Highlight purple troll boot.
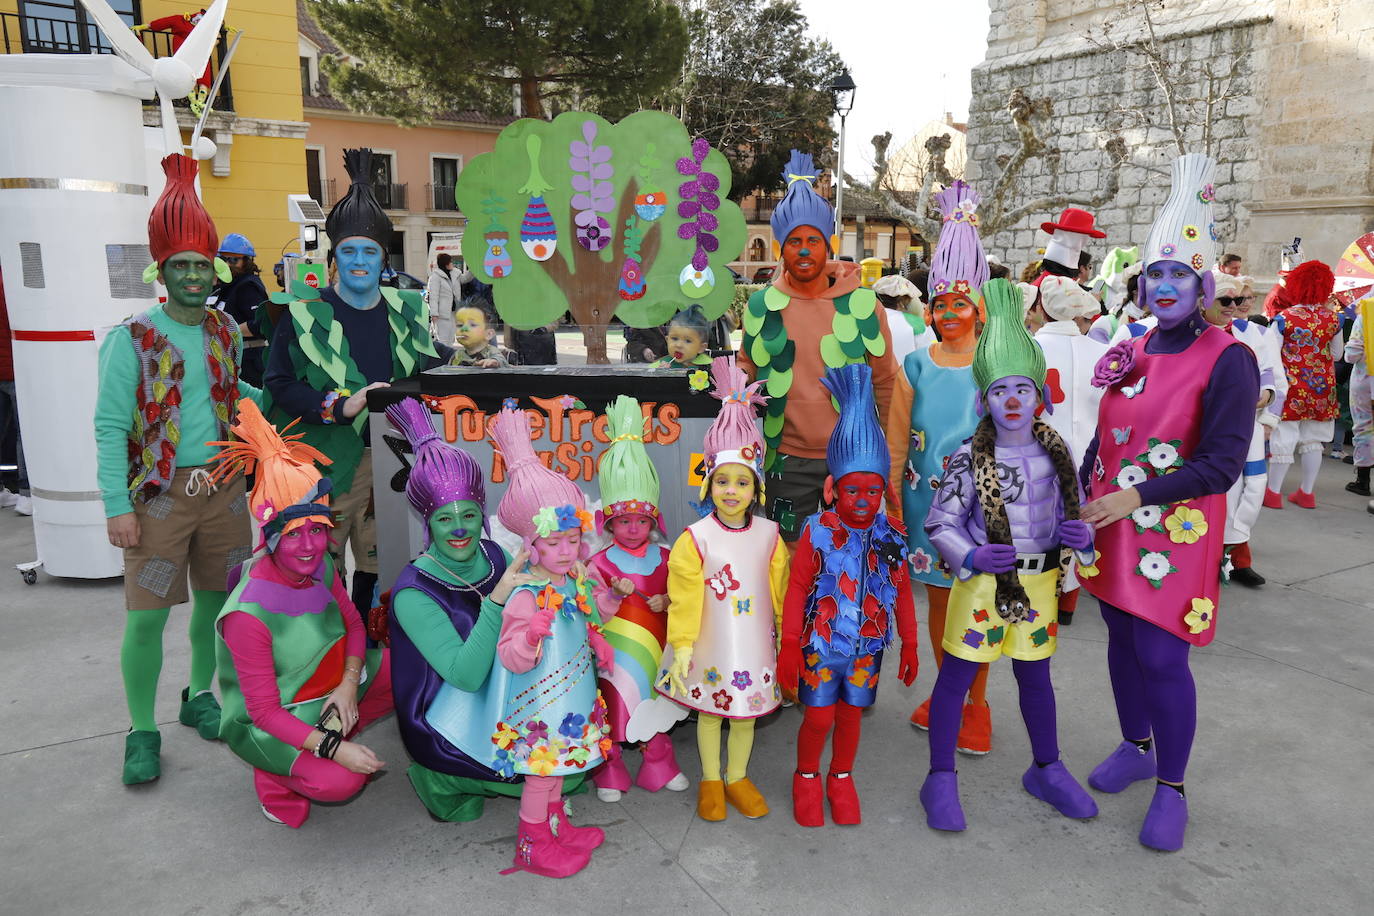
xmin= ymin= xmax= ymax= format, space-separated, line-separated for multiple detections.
xmin=1139 ymin=783 xmax=1188 ymax=851
xmin=1022 ymin=761 xmax=1098 ymax=818
xmin=919 ymin=771 xmax=966 ymax=832
xmin=1089 ymin=740 xmax=1157 ymax=793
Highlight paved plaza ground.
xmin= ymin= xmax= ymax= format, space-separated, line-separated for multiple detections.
xmin=1 ymin=454 xmax=1369 ymax=915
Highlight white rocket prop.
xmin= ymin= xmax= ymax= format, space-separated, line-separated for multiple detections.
xmin=0 ymin=2 xmax=229 ymax=580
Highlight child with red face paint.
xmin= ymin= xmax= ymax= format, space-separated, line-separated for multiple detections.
xmin=589 ymin=396 xmax=690 ymax=802
xmin=778 ymin=363 xmax=919 ymax=827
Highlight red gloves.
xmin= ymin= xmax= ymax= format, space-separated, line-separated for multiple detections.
xmin=897 ymin=640 xmax=919 ymax=686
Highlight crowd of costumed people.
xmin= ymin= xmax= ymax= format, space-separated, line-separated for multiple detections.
xmin=94 ymin=140 xmax=1368 ymax=878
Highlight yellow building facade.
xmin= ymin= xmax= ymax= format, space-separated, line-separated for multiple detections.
xmin=1 ymin=0 xmax=306 ymax=257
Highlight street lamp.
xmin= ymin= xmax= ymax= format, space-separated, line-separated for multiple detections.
xmin=828 ymin=70 xmax=856 ymax=251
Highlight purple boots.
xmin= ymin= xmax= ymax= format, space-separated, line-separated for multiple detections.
xmin=919 ymin=771 xmax=967 ymax=831
xmin=1022 ymin=761 xmax=1098 ymax=819
xmin=1089 ymin=740 xmax=1157 ymax=793
xmin=1139 ymin=783 xmax=1188 ymax=852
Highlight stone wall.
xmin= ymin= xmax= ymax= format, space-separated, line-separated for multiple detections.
xmin=1246 ymin=0 xmax=1374 ymax=274
xmin=967 ymin=0 xmax=1273 ymax=274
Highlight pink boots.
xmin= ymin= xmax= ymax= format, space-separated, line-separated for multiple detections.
xmin=636 ymin=732 xmax=687 ymax=792
xmin=596 ymin=733 xmax=688 ymax=801
xmin=501 ymin=814 xmax=592 ymax=878
xmin=548 ymin=799 xmax=604 ymax=853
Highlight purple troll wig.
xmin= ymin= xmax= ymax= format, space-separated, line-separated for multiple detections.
xmin=385 ymin=397 xmax=487 ymax=544
xmin=770 ymin=150 xmax=835 ymax=245
xmin=928 ymin=180 xmax=990 ymax=302
xmin=489 ymin=406 xmax=591 ymax=563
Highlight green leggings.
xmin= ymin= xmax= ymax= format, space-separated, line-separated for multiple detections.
xmin=120 ymin=590 xmax=223 ymax=732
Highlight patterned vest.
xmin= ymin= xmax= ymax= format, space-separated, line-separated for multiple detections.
xmin=801 ymin=511 xmax=907 ymax=656
xmin=1277 ymin=305 xmax=1340 ymax=421
xmin=123 ymin=308 xmax=240 ymax=504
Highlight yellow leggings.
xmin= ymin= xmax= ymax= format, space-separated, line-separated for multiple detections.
xmin=697 ymin=714 xmax=755 ymax=783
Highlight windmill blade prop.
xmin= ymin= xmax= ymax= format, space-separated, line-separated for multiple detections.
xmin=172 ymin=0 xmax=229 ymax=80
xmin=76 ymin=0 xmax=153 ymax=72
xmin=1333 ymin=232 xmax=1374 ymax=307
xmin=189 ymin=28 xmax=243 ymax=157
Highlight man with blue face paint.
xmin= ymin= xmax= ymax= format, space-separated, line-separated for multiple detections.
xmin=1077 ymin=154 xmax=1260 ymax=852
xmin=266 ymin=149 xmax=452 ymax=614
xmin=919 ymin=278 xmax=1098 ymax=833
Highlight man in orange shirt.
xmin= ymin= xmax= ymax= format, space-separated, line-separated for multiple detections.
xmin=738 ymin=151 xmax=910 ymax=541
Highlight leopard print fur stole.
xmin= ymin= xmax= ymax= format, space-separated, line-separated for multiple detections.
xmin=970 ymin=415 xmax=1081 ymax=622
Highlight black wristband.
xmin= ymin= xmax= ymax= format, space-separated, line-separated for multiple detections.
xmin=318 ymin=729 xmax=343 ymax=760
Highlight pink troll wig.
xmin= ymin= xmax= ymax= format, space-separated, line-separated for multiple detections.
xmin=489 ymin=406 xmax=591 ymax=563
xmin=700 ymin=356 xmax=768 ymax=504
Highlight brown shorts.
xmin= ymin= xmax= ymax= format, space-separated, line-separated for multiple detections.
xmin=764 ymin=454 xmax=830 ymax=542
xmin=330 ymin=447 xmax=377 ymax=574
xmin=123 ymin=468 xmax=251 ymax=610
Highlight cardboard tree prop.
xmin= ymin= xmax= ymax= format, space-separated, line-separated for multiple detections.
xmin=454 ymin=111 xmax=747 ymax=364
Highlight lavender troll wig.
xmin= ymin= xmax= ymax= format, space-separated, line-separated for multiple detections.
xmin=489 ymin=406 xmax=590 ymax=562
xmin=928 ymin=180 xmax=990 ymax=302
xmin=385 ymin=398 xmax=487 ymax=544
xmin=770 ymin=150 xmax=835 ymax=245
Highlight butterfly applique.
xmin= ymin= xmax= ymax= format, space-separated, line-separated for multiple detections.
xmin=1121 ymin=377 xmax=1147 ymax=399
xmin=1112 ymin=426 xmax=1133 ymax=444
xmin=732 ymin=596 xmax=753 ymax=616
xmin=707 ymin=564 xmax=740 ymax=599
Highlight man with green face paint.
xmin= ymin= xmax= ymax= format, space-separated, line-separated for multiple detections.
xmin=383 ymin=398 xmax=585 ymax=821
xmin=94 ymin=153 xmax=265 ymax=785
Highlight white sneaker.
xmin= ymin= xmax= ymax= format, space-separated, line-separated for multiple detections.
xmin=260 ymin=804 xmax=286 ymax=825
xmin=0 ymin=489 xmax=15 ymax=508
xmin=13 ymin=495 xmax=32 ymax=516
xmin=595 ymin=787 xmax=622 ymax=803
xmin=664 ymin=772 xmax=690 ymax=792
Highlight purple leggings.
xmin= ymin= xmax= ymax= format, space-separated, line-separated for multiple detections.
xmin=1099 ymin=600 xmax=1195 ymax=783
xmin=928 ymin=654 xmax=1058 ymax=772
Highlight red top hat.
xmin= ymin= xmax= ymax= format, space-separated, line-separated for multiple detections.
xmin=1040 ymin=207 xmax=1106 ymax=239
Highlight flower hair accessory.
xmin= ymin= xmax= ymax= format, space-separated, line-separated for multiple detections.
xmin=533 ymin=504 xmax=594 ymax=538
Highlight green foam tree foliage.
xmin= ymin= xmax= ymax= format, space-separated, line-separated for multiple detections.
xmin=454 ymin=110 xmax=747 ymax=364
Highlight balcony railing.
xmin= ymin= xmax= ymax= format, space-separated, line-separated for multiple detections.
xmin=0 ymin=11 xmax=233 ymax=110
xmin=427 ymin=183 xmax=459 ymax=211
xmin=322 ymin=178 xmax=408 ymax=211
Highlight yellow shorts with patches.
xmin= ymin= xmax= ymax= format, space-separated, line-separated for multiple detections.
xmin=941 ymin=568 xmax=1060 ymax=663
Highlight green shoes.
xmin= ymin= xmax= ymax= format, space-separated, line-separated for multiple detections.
xmin=179 ymin=688 xmax=222 ymax=741
xmin=123 ymin=730 xmax=162 ymax=785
